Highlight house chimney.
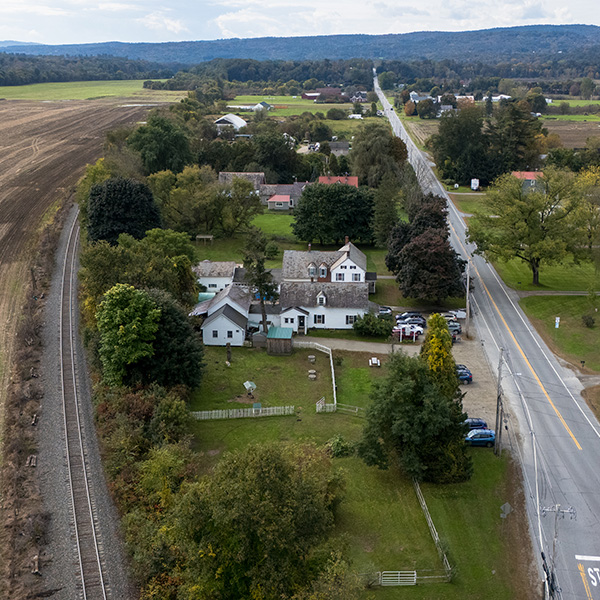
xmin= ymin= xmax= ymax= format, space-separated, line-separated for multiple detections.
xmin=308 ymin=243 xmax=311 ymax=252
xmin=310 ymin=277 xmax=314 ymax=283
xmin=345 ymin=235 xmax=349 ymax=244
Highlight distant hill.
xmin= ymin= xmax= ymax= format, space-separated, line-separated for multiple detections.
xmin=0 ymin=40 xmax=37 ymax=48
xmin=3 ymin=25 xmax=600 ymax=65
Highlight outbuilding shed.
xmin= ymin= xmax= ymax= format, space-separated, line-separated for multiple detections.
xmin=266 ymin=327 xmax=293 ymax=355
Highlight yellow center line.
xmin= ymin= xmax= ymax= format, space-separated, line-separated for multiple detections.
xmin=449 ymin=222 xmax=582 ymax=450
xmin=578 ymin=563 xmax=594 ymax=599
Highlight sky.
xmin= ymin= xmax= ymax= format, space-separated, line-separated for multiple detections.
xmin=0 ymin=0 xmax=598 ymax=46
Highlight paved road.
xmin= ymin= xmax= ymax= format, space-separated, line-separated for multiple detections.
xmin=375 ymin=73 xmax=600 ymax=600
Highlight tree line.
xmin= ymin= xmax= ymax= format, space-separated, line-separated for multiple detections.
xmin=0 ymin=52 xmax=175 ymax=86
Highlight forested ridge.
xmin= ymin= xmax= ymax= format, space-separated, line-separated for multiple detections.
xmin=3 ymin=24 xmax=600 ymax=65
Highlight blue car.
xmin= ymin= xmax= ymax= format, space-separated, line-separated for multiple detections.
xmin=465 ymin=418 xmax=488 ymax=430
xmin=465 ymin=429 xmax=495 ymax=447
xmin=457 ymin=370 xmax=472 ymax=384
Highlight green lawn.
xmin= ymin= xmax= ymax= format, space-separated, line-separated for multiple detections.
xmin=190 ymin=347 xmax=334 ymax=411
xmin=0 ymin=79 xmax=185 ymax=101
xmin=325 ymin=116 xmax=380 ymax=139
xmin=190 ymin=346 xmax=529 ymax=599
xmin=230 ymin=95 xmax=356 ymax=117
xmin=520 ymin=295 xmax=600 ymax=371
xmin=549 ymin=99 xmax=600 ymax=107
xmin=449 ymin=194 xmax=493 ymax=216
xmin=493 ymin=257 xmax=600 ymax=291
xmin=306 ymin=328 xmax=393 ymax=345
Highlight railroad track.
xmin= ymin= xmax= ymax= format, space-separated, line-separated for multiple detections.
xmin=59 ymin=214 xmax=108 ymax=600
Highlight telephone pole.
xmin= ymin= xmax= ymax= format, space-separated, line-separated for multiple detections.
xmin=465 ymin=260 xmax=471 ymax=339
xmin=494 ymin=348 xmax=504 ymax=456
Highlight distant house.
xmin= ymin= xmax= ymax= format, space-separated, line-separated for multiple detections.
xmin=267 ymin=194 xmax=292 ymax=210
xmin=318 ymin=175 xmax=359 ymax=188
xmin=253 ymin=101 xmax=272 ymax=111
xmin=301 ymin=92 xmax=321 ymax=101
xmin=258 ymin=181 xmax=311 ymax=207
xmin=409 ymin=91 xmax=433 ymax=103
xmin=512 ymin=171 xmax=544 ymax=193
xmin=218 ymin=171 xmax=266 ymax=190
xmin=329 ymin=141 xmax=351 ymax=156
xmin=350 ymin=91 xmax=368 ymax=103
xmin=193 ymin=260 xmax=237 ymax=292
xmin=214 ymin=113 xmax=247 ymax=131
xmin=348 ymin=114 xmax=363 ymax=119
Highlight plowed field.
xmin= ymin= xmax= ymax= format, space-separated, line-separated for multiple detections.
xmin=0 ymin=99 xmax=150 ymax=423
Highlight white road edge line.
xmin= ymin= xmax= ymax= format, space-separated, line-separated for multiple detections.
xmin=576 ymin=555 xmax=600 ymax=562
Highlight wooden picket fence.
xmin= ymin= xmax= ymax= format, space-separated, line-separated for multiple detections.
xmin=316 ymin=397 xmax=336 ymax=413
xmin=192 ymin=405 xmax=295 ymax=420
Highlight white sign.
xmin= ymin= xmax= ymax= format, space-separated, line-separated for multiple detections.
xmin=471 ymin=178 xmax=479 ymax=191
xmin=555 ymin=317 xmax=560 ymax=329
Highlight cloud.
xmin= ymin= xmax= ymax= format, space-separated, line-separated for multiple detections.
xmin=97 ymin=2 xmax=138 ymax=12
xmin=138 ymin=10 xmax=188 ymax=34
xmin=0 ymin=2 xmax=71 ymax=17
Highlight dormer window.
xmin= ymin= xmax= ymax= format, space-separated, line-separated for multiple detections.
xmin=317 ymin=292 xmax=326 ymax=306
xmin=308 ymin=263 xmax=317 ymax=278
xmin=319 ymin=264 xmax=327 ymax=278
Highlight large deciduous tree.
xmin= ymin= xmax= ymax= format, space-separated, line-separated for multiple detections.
xmin=292 ymin=183 xmax=374 ymax=244
xmin=350 ymin=122 xmax=407 ymax=187
xmin=96 ymin=284 xmax=161 ymax=386
xmin=127 ymin=114 xmax=192 ymax=174
xmin=372 ymin=173 xmax=401 ymax=247
xmin=87 ymin=177 xmax=161 ymax=245
xmin=167 ymin=443 xmax=344 ymax=600
xmin=357 ymin=352 xmax=472 ymax=483
xmin=395 ymin=228 xmax=465 ymax=302
xmin=467 ymin=169 xmax=585 ymax=285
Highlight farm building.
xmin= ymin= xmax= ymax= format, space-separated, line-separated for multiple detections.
xmin=214 ymin=114 xmax=248 ymax=131
xmin=202 ymin=304 xmax=247 ymax=347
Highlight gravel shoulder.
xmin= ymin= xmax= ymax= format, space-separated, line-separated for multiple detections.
xmin=39 ymin=206 xmax=136 ymax=599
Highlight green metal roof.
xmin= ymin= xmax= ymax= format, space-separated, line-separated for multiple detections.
xmin=267 ymin=327 xmax=293 ymax=339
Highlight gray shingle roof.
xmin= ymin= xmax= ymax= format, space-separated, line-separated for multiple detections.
xmin=282 ymin=250 xmax=344 ymax=279
xmin=279 ymin=282 xmax=370 ymax=309
xmin=218 ymin=172 xmax=265 ymax=189
xmin=193 ymin=260 xmax=237 ymax=278
xmin=202 ymin=304 xmax=248 ymax=330
xmin=212 ymin=285 xmax=252 ymax=312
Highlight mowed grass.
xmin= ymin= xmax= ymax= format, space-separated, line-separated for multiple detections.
xmin=190 ymin=347 xmax=334 ymax=410
xmin=230 ymin=94 xmax=355 ymax=117
xmin=0 ymin=79 xmax=185 ymax=101
xmin=191 ymin=347 xmax=521 ymax=599
xmin=449 ymin=194 xmax=494 ymax=216
xmin=493 ymin=257 xmax=599 ymax=291
xmin=550 ymin=99 xmax=600 ymax=107
xmin=520 ymin=295 xmax=600 ymax=371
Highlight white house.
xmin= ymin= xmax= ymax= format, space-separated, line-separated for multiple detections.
xmin=193 ymin=260 xmax=237 ymax=292
xmin=202 ymin=304 xmax=248 ymax=346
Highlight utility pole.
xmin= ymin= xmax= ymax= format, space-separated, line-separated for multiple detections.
xmin=465 ymin=260 xmax=471 ymax=339
xmin=494 ymin=348 xmax=504 ymax=456
xmin=541 ymin=504 xmax=576 ymax=599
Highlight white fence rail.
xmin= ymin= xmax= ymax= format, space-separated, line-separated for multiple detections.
xmin=414 ymin=480 xmax=453 ymax=580
xmin=379 ymin=571 xmax=417 ymax=586
xmin=293 ymin=340 xmax=337 ymax=405
xmin=336 ymin=403 xmax=365 ymax=417
xmin=316 ymin=397 xmax=336 ymax=413
xmin=192 ymin=405 xmax=295 ymax=420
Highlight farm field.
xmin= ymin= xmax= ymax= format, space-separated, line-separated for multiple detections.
xmin=543 ymin=119 xmax=600 ymax=148
xmin=551 ymin=99 xmax=600 ymax=107
xmin=0 ymin=79 xmax=185 ymax=101
xmin=544 ymin=114 xmax=600 ymax=122
xmin=399 ymin=114 xmax=439 ymax=148
xmin=448 ymin=193 xmax=493 ymax=216
xmin=192 ymin=345 xmax=533 ymax=599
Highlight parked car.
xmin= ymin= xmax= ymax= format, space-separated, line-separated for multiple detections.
xmin=396 ymin=311 xmax=423 ymax=320
xmin=465 ymin=418 xmax=488 ymax=430
xmin=378 ymin=306 xmax=393 ymax=316
xmin=465 ymin=429 xmax=495 ymax=447
xmin=395 ymin=322 xmax=424 ymax=334
xmin=396 ymin=316 xmax=427 ymax=328
xmin=441 ymin=312 xmax=458 ymax=322
xmin=457 ymin=370 xmax=472 ymax=384
xmin=392 ymin=327 xmax=421 ymax=340
xmin=456 ymin=364 xmax=470 ymax=372
xmin=448 ymin=321 xmax=462 ymax=334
